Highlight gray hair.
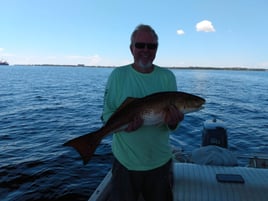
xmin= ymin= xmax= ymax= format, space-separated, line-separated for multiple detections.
xmin=130 ymin=24 xmax=158 ymax=45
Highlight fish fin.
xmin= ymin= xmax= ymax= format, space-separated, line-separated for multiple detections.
xmin=115 ymin=97 xmax=137 ymax=112
xmin=63 ymin=131 xmax=102 ymax=165
xmin=107 ymin=97 xmax=138 ymax=121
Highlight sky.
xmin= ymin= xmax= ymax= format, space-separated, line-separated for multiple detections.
xmin=1 ymin=0 xmax=268 ymax=68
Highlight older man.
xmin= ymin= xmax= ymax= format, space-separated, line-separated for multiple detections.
xmin=102 ymin=24 xmax=183 ymax=201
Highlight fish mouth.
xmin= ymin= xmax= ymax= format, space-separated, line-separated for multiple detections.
xmin=183 ymin=106 xmax=205 ymax=114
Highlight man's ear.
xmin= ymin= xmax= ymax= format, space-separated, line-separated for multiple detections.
xmin=130 ymin=44 xmax=134 ymax=54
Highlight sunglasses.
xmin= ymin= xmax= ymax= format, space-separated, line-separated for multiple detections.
xmin=134 ymin=42 xmax=158 ymax=50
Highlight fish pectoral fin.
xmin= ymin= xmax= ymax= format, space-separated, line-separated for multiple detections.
xmin=115 ymin=97 xmax=137 ymax=112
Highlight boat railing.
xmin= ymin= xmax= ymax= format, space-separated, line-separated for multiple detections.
xmin=235 ymin=154 xmax=268 ymax=168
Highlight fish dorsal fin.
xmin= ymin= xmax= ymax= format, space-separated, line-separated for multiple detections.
xmin=115 ymin=97 xmax=137 ymax=113
xmin=106 ymin=97 xmax=138 ymax=122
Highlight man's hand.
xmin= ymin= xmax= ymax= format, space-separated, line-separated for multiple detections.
xmin=164 ymin=105 xmax=184 ymax=130
xmin=125 ymin=116 xmax=144 ymax=132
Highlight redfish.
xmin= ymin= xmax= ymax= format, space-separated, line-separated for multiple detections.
xmin=63 ymin=91 xmax=205 ymax=164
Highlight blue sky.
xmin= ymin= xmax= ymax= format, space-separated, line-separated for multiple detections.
xmin=1 ymin=0 xmax=268 ymax=68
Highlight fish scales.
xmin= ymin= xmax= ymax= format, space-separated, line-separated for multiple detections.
xmin=63 ymin=91 xmax=205 ymax=164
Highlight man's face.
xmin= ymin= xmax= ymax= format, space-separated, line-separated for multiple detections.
xmin=130 ymin=30 xmax=158 ymax=69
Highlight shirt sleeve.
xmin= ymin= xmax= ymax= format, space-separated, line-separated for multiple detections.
xmin=101 ymin=69 xmax=119 ymax=123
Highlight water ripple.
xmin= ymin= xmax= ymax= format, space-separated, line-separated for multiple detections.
xmin=0 ymin=67 xmax=267 ymax=200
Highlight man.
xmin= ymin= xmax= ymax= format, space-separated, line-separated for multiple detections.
xmin=102 ymin=24 xmax=183 ymax=201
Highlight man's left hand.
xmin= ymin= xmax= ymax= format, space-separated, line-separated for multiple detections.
xmin=164 ymin=105 xmax=184 ymax=130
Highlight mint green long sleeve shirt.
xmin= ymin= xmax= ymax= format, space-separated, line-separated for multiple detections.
xmin=102 ymin=64 xmax=177 ymax=171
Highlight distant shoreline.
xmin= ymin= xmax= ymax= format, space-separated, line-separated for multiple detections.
xmin=7 ymin=64 xmax=268 ymax=71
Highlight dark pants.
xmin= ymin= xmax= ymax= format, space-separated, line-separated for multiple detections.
xmin=110 ymin=158 xmax=173 ymax=201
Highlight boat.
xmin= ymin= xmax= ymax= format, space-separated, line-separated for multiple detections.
xmin=0 ymin=60 xmax=9 ymax=65
xmin=88 ymin=119 xmax=268 ymax=201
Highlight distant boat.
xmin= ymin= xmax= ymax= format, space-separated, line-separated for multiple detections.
xmin=0 ymin=60 xmax=9 ymax=65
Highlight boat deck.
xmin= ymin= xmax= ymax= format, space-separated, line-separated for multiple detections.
xmin=173 ymin=163 xmax=268 ymax=201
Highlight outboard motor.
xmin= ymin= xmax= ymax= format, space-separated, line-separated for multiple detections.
xmin=202 ymin=118 xmax=228 ymax=148
xmin=192 ymin=119 xmax=237 ymax=166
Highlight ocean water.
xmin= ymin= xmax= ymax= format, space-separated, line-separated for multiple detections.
xmin=0 ymin=66 xmax=267 ymax=201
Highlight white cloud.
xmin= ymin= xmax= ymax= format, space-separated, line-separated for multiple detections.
xmin=196 ymin=20 xmax=216 ymax=32
xmin=0 ymin=48 xmax=4 ymax=52
xmin=176 ymin=29 xmax=185 ymax=35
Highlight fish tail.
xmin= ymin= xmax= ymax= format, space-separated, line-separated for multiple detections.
xmin=63 ymin=130 xmax=103 ymax=165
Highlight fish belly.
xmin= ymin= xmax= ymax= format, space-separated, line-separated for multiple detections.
xmin=142 ymin=112 xmax=164 ymax=126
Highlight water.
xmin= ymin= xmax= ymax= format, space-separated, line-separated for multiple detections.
xmin=0 ymin=66 xmax=267 ymax=201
